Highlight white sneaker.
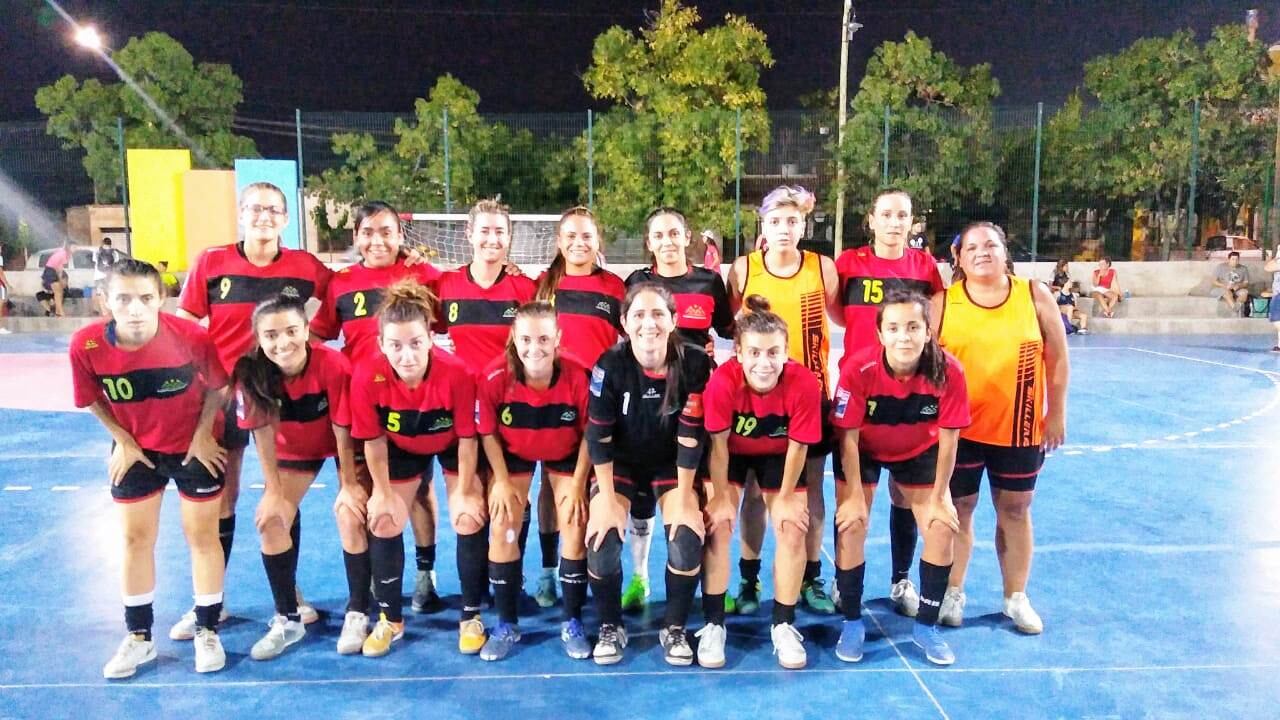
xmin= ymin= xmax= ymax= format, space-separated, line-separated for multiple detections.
xmin=938 ymin=587 xmax=965 ymax=627
xmin=336 ymin=611 xmax=370 ymax=655
xmin=1003 ymin=592 xmax=1043 ymax=634
xmin=169 ymin=605 xmax=230 ymax=641
xmin=890 ymin=579 xmax=920 ymax=618
xmin=250 ymin=615 xmax=306 ymax=660
xmin=770 ymin=622 xmax=807 ymax=670
xmin=0 ymin=327 xmax=11 ymax=335
xmin=103 ymin=633 xmax=156 ymax=679
xmin=296 ymin=587 xmax=319 ymax=625
xmin=694 ymin=623 xmax=726 ymax=669
xmin=194 ymin=627 xmax=226 ymax=673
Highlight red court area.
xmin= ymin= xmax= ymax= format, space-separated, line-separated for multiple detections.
xmin=0 ymin=354 xmax=80 ymax=412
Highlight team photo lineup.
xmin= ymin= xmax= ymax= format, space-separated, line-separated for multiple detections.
xmin=78 ymin=179 xmax=1067 ymax=681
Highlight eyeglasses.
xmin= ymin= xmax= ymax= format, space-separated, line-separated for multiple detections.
xmin=243 ymin=204 xmax=287 ymax=218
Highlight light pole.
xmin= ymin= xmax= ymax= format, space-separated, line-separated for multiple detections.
xmin=1269 ymin=42 xmax=1280 ymax=252
xmin=72 ymin=23 xmax=131 ymax=248
xmin=832 ymin=2 xmax=861 ymax=255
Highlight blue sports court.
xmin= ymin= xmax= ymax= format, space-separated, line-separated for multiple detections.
xmin=1 ymin=331 xmax=1277 ymax=719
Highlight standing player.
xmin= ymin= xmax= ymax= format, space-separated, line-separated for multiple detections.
xmin=476 ymin=302 xmax=593 ymax=660
xmin=232 ymin=297 xmax=356 ymax=660
xmin=935 ymin=222 xmax=1069 ymax=634
xmin=349 ymin=279 xmax=482 ymax=657
xmin=585 ymin=283 xmax=712 ymax=666
xmin=702 ymin=296 xmax=822 ymax=669
xmin=621 ymin=207 xmax=733 ymax=611
xmin=174 ymin=181 xmax=331 ymax=638
xmin=726 ymin=186 xmax=842 ymax=615
xmin=834 ymin=188 xmax=945 ymax=617
xmin=72 ymin=259 xmax=229 ymax=678
xmin=831 ymin=291 xmax=967 ymax=666
xmin=310 ymin=200 xmax=446 ymax=615
xmin=531 ymin=206 xmax=624 ymax=608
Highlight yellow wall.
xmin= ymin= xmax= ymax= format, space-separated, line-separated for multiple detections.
xmin=125 ymin=149 xmax=192 ymax=269
xmin=182 ymin=170 xmax=237 ymax=270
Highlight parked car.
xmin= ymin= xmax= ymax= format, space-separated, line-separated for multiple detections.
xmin=27 ymin=244 xmax=131 ymax=289
xmin=1201 ymin=234 xmax=1262 ymax=260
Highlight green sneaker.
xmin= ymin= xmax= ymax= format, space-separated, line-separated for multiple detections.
xmin=801 ymin=578 xmax=836 ymax=615
xmin=723 ymin=593 xmax=738 ymax=615
xmin=733 ymin=579 xmax=762 ymax=615
xmin=621 ymin=575 xmax=650 ymax=612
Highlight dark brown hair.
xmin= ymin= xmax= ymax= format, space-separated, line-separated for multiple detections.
xmin=537 ymin=206 xmax=599 ymax=301
xmin=377 ymin=278 xmax=438 ymax=330
xmin=232 ymin=296 xmax=309 ymax=423
xmin=622 ymin=282 xmax=685 ymax=419
xmin=734 ymin=294 xmax=788 ymax=346
xmin=875 ymin=290 xmax=947 ymax=389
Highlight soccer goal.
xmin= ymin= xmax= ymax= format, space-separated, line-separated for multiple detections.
xmin=402 ymin=213 xmax=561 ymax=268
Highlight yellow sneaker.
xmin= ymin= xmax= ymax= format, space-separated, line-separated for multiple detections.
xmin=458 ymin=617 xmax=486 ymax=655
xmin=361 ymin=615 xmax=404 ymax=658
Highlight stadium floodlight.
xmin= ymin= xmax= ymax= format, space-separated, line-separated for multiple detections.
xmin=73 ymin=25 xmax=102 ymax=51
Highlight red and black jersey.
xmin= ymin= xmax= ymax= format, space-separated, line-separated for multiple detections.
xmin=180 ymin=242 xmax=332 ymax=372
xmin=477 ymin=356 xmax=588 ymax=463
xmin=539 ymin=268 xmax=624 ymax=367
xmin=70 ymin=314 xmax=229 ymax=454
xmin=237 ymin=344 xmax=352 ymax=462
xmin=624 ymin=266 xmax=733 ymax=350
xmin=350 ymin=348 xmax=476 ymax=456
xmin=311 ymin=258 xmax=441 ymax=363
xmin=835 ymin=246 xmax=944 ymax=363
xmin=704 ymin=358 xmax=822 ymax=456
xmin=831 ymin=345 xmax=970 ymax=462
xmin=436 ymin=266 xmax=536 ymax=370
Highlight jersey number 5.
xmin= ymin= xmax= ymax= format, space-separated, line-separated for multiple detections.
xmin=386 ymin=411 xmax=401 ymax=432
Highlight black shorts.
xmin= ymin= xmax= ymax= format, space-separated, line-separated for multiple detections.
xmin=852 ymin=444 xmax=939 ymax=487
xmin=41 ymin=266 xmax=59 ymax=291
xmin=950 ymin=439 xmax=1044 ymax=497
xmin=278 ymin=458 xmax=328 ymax=474
xmin=728 ymin=453 xmax=807 ymax=493
xmin=503 ymin=450 xmax=578 ymax=478
xmin=591 ymin=459 xmax=705 ymax=507
xmin=388 ymin=443 xmax=459 ymax=483
xmin=112 ymin=449 xmax=225 ymax=503
xmin=222 ymin=396 xmax=250 ymax=451
xmin=805 ymin=398 xmax=834 ymax=459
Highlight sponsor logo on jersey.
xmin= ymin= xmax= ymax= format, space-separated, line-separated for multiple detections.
xmin=158 ymin=378 xmax=189 ymax=395
xmin=373 ymin=373 xmax=386 ymax=383
xmin=318 ymin=398 xmax=329 ymax=412
xmin=920 ymin=404 xmax=938 ymax=416
xmin=280 ymin=285 xmax=301 ymax=299
xmin=502 ymin=307 xmax=517 ymax=319
xmin=642 ymin=387 xmax=661 ymax=400
xmin=596 ymin=301 xmax=613 ymax=314
xmin=833 ymin=388 xmax=851 ymax=419
xmin=560 ymin=410 xmax=578 ymax=423
xmin=682 ymin=304 xmax=707 ymax=321
xmin=429 ymin=417 xmax=455 ymax=432
xmin=589 ymin=366 xmax=605 ymax=397
xmin=768 ymin=425 xmax=788 ymax=438
xmin=83 ymin=339 xmax=99 ymax=350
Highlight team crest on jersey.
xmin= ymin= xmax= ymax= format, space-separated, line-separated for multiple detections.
xmin=642 ymin=387 xmax=660 ymax=400
xmin=430 ymin=417 xmax=455 ymax=432
xmin=158 ymin=378 xmax=189 ymax=395
xmin=561 ymin=409 xmax=578 ymax=422
xmin=921 ymin=404 xmax=938 ymax=416
xmin=83 ymin=339 xmax=98 ymax=350
xmin=833 ymin=388 xmax=851 ymax=419
xmin=596 ymin=301 xmax=613 ymax=314
xmin=503 ymin=307 xmax=517 ymax=319
xmin=683 ymin=304 xmax=707 ymax=321
xmin=318 ymin=398 xmax=329 ymax=412
xmin=280 ymin=285 xmax=301 ymax=299
xmin=589 ymin=366 xmax=605 ymax=397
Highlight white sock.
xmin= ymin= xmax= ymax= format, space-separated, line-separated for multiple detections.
xmin=629 ymin=516 xmax=654 ymax=580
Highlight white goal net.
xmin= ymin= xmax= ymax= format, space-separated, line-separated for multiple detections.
xmin=403 ymin=213 xmax=561 ymax=268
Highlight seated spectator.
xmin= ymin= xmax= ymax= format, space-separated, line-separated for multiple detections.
xmin=1090 ymin=257 xmax=1123 ymax=318
xmin=1211 ymin=251 xmax=1250 ymax=317
xmin=1265 ymin=249 xmax=1279 ymax=352
xmin=1050 ymin=258 xmax=1071 ymax=293
xmin=158 ymin=260 xmax=181 ymax=298
xmin=1056 ymin=280 xmax=1089 ymax=335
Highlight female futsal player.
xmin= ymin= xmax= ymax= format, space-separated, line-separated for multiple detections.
xmin=620 ymin=207 xmax=733 ymax=612
xmin=702 ymin=296 xmax=822 ymax=669
xmin=233 ymin=297 xmax=356 ymax=660
xmin=349 ymin=279 xmax=482 ymax=657
xmin=72 ymin=259 xmax=229 ymax=678
xmin=831 ymin=291 xmax=968 ymax=666
xmin=476 ymin=302 xmax=593 ymax=660
xmin=310 ymin=200 xmax=445 ymax=615
xmin=935 ymin=222 xmax=1069 ymax=635
xmin=726 ymin=186 xmax=842 ymax=616
xmin=585 ymin=283 xmax=712 ymax=666
xmin=834 ymin=188 xmax=946 ymax=617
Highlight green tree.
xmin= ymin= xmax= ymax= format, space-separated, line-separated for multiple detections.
xmin=582 ymin=0 xmax=773 ymax=239
xmin=835 ymin=32 xmax=1000 ymax=224
xmin=34 ymin=32 xmax=256 ymax=202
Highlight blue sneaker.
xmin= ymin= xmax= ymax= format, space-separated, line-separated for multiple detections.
xmin=479 ymin=622 xmax=521 ymax=661
xmin=835 ymin=618 xmax=865 ymax=662
xmin=560 ymin=619 xmax=592 ymax=660
xmin=912 ymin=623 xmax=955 ymax=665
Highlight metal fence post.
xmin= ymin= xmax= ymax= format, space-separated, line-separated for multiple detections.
xmin=117 ymin=116 xmax=130 ymax=251
xmin=295 ymin=108 xmax=307 ymax=250
xmin=881 ymin=105 xmax=890 ymax=185
xmin=1030 ymin=102 xmax=1044 ymax=261
xmin=587 ymin=109 xmax=594 ymax=209
xmin=734 ymin=108 xmax=742 ymax=256
xmin=1186 ymin=99 xmax=1199 ymax=251
xmin=442 ymin=108 xmax=451 ymax=213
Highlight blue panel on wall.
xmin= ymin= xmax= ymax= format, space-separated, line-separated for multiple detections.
xmin=234 ymin=159 xmax=301 ymax=250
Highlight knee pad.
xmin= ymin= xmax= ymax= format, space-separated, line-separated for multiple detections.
xmin=665 ymin=525 xmax=703 ymax=573
xmin=587 ymin=529 xmax=623 ymax=577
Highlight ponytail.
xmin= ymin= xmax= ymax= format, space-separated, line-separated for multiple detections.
xmin=538 ymin=206 xmax=600 ymax=301
xmin=734 ymin=294 xmax=789 ymax=346
xmin=875 ymin=290 xmax=947 ymax=389
xmin=232 ymin=295 xmax=309 ymax=422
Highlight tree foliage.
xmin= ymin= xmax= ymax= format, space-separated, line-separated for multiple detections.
xmin=34 ymin=32 xmax=256 ymax=202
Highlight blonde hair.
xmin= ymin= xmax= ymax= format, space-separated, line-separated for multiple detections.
xmin=377 ymin=278 xmax=438 ymax=330
xmin=759 ymin=185 xmax=816 ymax=217
xmin=467 ymin=198 xmax=511 ymax=233
xmin=240 ymin=182 xmax=287 ymax=211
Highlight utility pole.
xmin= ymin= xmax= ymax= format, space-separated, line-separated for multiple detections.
xmin=832 ymin=1 xmax=861 ymax=255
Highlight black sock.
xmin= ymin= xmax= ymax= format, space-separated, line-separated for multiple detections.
xmin=739 ymin=557 xmax=762 ymax=584
xmin=262 ymin=550 xmax=299 ymax=621
xmin=590 ymin=572 xmax=623 ymax=626
xmin=539 ymin=531 xmax=560 ymax=570
xmin=663 ymin=569 xmax=699 ymax=628
xmin=517 ymin=504 xmax=532 ymax=560
xmin=804 ymin=560 xmax=821 ymax=583
xmin=370 ymin=534 xmax=405 ymax=623
xmin=836 ymin=563 xmax=865 ymax=621
xmin=218 ymin=516 xmax=236 ymax=568
xmin=457 ymin=531 xmax=488 ymax=621
xmin=703 ymin=592 xmax=726 ymax=625
xmin=772 ymin=600 xmax=796 ymax=626
xmin=490 ymin=560 xmax=522 ymax=625
xmin=415 ymin=544 xmax=436 ymax=572
xmin=343 ymin=549 xmax=373 ymax=614
xmin=195 ymin=601 xmax=222 ymax=631
xmin=890 ymin=505 xmax=918 ymax=584
xmin=559 ymin=557 xmax=588 ymax=621
xmin=287 ymin=514 xmax=301 ymax=596
xmin=916 ymin=560 xmax=952 ymax=627
xmin=124 ymin=603 xmax=153 ymax=641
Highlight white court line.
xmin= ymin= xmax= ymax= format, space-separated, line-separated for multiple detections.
xmin=50 ymin=485 xmax=79 ymax=492
xmin=4 ymin=485 xmax=32 ymax=491
xmin=1123 ymin=347 xmax=1280 ymax=378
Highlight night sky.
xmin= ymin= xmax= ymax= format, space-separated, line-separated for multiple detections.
xmin=2 ymin=1 xmax=1267 ymax=121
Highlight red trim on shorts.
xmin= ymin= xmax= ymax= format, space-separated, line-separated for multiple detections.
xmin=113 ymin=488 xmax=165 ymax=504
xmin=650 ymin=477 xmax=679 ymax=488
xmin=177 ymin=489 xmax=224 ymax=503
xmin=990 ymin=469 xmax=1041 ymax=479
xmin=955 ymin=461 xmax=984 ymax=469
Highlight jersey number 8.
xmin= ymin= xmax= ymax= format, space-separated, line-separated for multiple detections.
xmin=448 ymin=303 xmax=459 ymax=323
